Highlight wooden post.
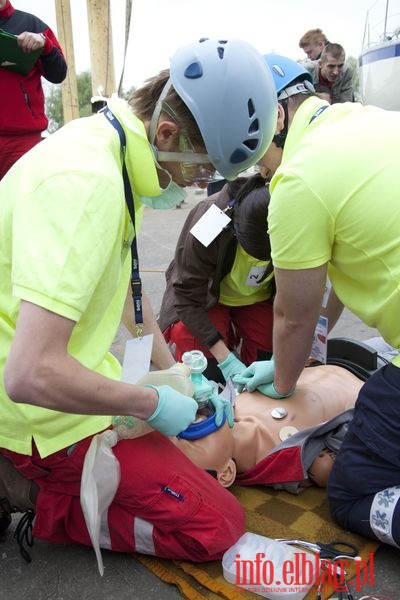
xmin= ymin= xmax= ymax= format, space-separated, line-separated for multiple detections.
xmin=54 ymin=0 xmax=80 ymax=123
xmin=86 ymin=0 xmax=116 ymax=99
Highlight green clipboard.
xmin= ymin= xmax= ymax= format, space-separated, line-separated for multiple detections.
xmin=0 ymin=28 xmax=43 ymax=75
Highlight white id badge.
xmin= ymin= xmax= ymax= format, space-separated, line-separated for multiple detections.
xmin=310 ymin=316 xmax=328 ymax=364
xmin=189 ymin=204 xmax=231 ymax=247
xmin=122 ymin=334 xmax=154 ymax=383
xmin=322 ymin=278 xmax=332 ymax=308
xmin=245 ymin=266 xmax=267 ymax=286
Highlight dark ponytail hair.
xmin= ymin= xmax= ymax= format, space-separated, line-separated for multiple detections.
xmin=230 ymin=174 xmax=272 ymax=263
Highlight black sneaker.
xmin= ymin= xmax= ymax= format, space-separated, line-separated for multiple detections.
xmin=0 ymin=497 xmax=35 ymax=561
xmin=0 ymin=510 xmax=11 ymax=535
xmin=0 ymin=454 xmax=38 ymax=561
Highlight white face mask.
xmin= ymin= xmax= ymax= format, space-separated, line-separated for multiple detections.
xmin=139 ymin=156 xmax=187 ymax=210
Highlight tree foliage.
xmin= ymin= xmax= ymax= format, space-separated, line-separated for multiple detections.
xmin=45 ymin=71 xmax=93 ymax=132
xmin=347 ymin=56 xmax=360 ymax=101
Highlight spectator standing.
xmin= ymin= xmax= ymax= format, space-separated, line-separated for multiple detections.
xmin=0 ymin=0 xmax=67 ymax=179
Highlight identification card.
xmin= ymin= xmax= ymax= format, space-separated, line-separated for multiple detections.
xmin=310 ymin=316 xmax=328 ymax=364
xmin=189 ymin=204 xmax=231 ymax=247
xmin=122 ymin=334 xmax=154 ymax=383
xmin=245 ymin=266 xmax=267 ymax=286
xmin=322 ymin=278 xmax=332 ymax=308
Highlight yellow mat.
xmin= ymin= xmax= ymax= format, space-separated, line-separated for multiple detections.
xmin=134 ymin=484 xmax=378 ymax=600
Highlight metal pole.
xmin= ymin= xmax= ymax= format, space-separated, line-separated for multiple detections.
xmin=383 ymin=0 xmax=389 ymax=40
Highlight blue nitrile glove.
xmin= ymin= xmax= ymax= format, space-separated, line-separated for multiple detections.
xmin=203 ymin=378 xmax=234 ymax=428
xmin=232 ymin=358 xmax=275 ymax=392
xmin=217 ymin=352 xmax=246 ymax=381
xmin=145 ymin=385 xmax=198 ymax=436
xmin=256 ymin=381 xmax=295 ymax=399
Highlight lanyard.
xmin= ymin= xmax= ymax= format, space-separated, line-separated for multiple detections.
xmin=103 ymin=108 xmax=143 ymax=337
xmin=309 ymin=104 xmax=329 ymax=124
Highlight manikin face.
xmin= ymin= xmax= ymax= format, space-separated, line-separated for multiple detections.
xmin=171 ymin=419 xmax=237 ymax=488
xmin=302 ymin=40 xmax=325 ymax=60
xmin=319 ymin=53 xmax=345 ymax=83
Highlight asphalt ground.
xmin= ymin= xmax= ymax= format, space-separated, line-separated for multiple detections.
xmin=1 ymin=188 xmax=398 ymax=599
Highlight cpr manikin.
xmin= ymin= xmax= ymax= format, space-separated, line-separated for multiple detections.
xmin=129 ymin=362 xmax=363 ymax=492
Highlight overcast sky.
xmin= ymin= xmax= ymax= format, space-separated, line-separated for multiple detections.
xmin=13 ymin=0 xmax=399 ymax=89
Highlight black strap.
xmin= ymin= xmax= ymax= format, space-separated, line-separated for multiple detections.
xmin=13 ymin=509 xmax=35 ymax=563
xmin=309 ymin=104 xmax=329 ymax=124
xmin=103 ymin=108 xmax=143 ymax=336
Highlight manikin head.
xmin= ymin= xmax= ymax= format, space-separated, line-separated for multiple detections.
xmin=171 ymin=418 xmax=237 ymax=487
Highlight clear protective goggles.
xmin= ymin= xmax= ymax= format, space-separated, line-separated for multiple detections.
xmin=155 ymin=134 xmax=217 ymax=185
xmin=150 ymin=90 xmax=218 ymax=185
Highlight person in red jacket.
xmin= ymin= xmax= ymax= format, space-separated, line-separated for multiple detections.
xmin=0 ymin=0 xmax=67 ymax=179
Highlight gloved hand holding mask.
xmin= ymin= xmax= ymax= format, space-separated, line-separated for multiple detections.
xmin=145 ymin=385 xmax=198 ymax=436
xmin=205 ymin=381 xmax=234 ymax=427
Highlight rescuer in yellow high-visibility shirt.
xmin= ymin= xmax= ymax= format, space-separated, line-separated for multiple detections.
xmin=0 ymin=39 xmax=278 ymax=561
xmin=233 ymin=52 xmax=400 ymax=549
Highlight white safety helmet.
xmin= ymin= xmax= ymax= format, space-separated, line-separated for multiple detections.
xmin=169 ymin=38 xmax=278 ymax=181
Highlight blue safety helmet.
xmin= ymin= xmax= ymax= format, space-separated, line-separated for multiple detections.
xmin=263 ymin=53 xmax=315 ymax=148
xmin=169 ymin=38 xmax=278 ymax=181
xmin=263 ymin=53 xmax=315 ymax=99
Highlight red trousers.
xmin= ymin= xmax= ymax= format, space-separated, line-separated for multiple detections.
xmin=0 ymin=132 xmax=42 ymax=179
xmin=165 ymin=300 xmax=273 ymax=364
xmin=1 ymin=431 xmax=244 ymax=561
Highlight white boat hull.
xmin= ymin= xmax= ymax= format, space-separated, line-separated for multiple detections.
xmin=359 ymin=39 xmax=400 ymax=110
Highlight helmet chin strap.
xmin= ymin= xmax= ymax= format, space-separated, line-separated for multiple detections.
xmin=273 ymin=80 xmax=315 ymax=149
xmin=272 ymin=100 xmax=289 ymax=149
xmin=149 ymin=79 xmax=212 ymax=165
xmin=149 ymin=78 xmax=172 ymax=146
xmin=277 ymin=80 xmax=314 ymax=100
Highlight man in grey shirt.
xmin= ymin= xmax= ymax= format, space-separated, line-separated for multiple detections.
xmin=303 ymin=43 xmax=354 ymax=104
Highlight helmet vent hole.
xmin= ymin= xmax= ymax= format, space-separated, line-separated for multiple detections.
xmin=243 ymin=139 xmax=259 ymax=151
xmin=248 ymin=118 xmax=259 ymax=134
xmin=184 ymin=61 xmax=203 ymax=79
xmin=248 ymin=99 xmax=255 ymax=117
xmin=230 ymin=148 xmax=249 ymax=164
xmin=217 ymin=46 xmax=225 ymax=59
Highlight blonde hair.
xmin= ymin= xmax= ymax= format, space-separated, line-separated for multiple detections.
xmin=128 ymin=69 xmax=203 ymax=145
xmin=299 ymin=28 xmax=328 ymax=48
